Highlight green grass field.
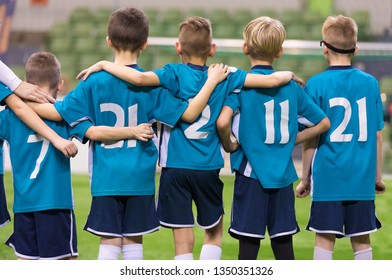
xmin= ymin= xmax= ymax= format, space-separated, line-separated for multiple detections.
xmin=0 ymin=172 xmax=391 ymax=260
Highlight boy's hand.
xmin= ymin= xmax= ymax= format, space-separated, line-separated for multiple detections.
xmin=76 ymin=61 xmax=106 ymax=81
xmin=13 ymin=81 xmax=56 ymax=103
xmin=291 ymin=73 xmax=305 ymax=87
xmin=208 ymin=63 xmax=231 ymax=85
xmin=52 ymin=137 xmax=78 ymax=158
xmin=132 ymin=123 xmax=155 ymax=142
xmin=376 ymin=179 xmax=386 ymax=194
xmin=296 ymin=180 xmax=310 ymax=198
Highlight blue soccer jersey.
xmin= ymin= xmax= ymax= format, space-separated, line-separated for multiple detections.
xmin=154 ymin=63 xmax=247 ymax=170
xmin=226 ymin=65 xmax=326 ymax=189
xmin=0 ymin=107 xmax=86 ymax=213
xmin=305 ymin=66 xmax=384 ymax=201
xmin=0 ymin=82 xmax=12 ymax=105
xmin=54 ymin=65 xmax=189 ymax=197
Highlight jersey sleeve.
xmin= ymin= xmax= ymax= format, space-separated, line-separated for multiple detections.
xmin=67 ymin=119 xmax=93 ymax=144
xmin=153 ymin=88 xmax=188 ymax=127
xmin=152 ymin=64 xmax=179 ymax=94
xmin=228 ymin=68 xmax=247 ymax=93
xmin=297 ymin=86 xmax=326 ymax=127
xmin=224 ymin=92 xmax=240 ymax=113
xmin=0 ymin=82 xmax=13 ymax=106
xmin=54 ymin=80 xmax=94 ymax=127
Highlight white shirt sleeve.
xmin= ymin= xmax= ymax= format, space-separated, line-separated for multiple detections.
xmin=0 ymin=60 xmax=22 ymax=91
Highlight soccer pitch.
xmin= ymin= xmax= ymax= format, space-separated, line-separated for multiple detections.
xmin=0 ymin=172 xmax=391 ymax=260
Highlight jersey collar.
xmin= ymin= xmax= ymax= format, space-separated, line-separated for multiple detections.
xmin=251 ymin=65 xmax=274 ymax=70
xmin=125 ymin=64 xmax=138 ymax=68
xmin=187 ymin=63 xmax=208 ymax=71
xmin=327 ymin=65 xmax=354 ymax=70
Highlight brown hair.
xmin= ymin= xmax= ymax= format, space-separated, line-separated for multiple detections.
xmin=243 ymin=16 xmax=286 ymax=60
xmin=108 ymin=7 xmax=149 ymax=53
xmin=178 ymin=16 xmax=212 ymax=58
xmin=25 ymin=51 xmax=61 ymax=91
xmin=322 ymin=15 xmax=358 ymax=51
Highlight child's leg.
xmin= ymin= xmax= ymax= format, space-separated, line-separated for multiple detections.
xmin=270 ymin=235 xmax=294 ymax=260
xmin=98 ymin=236 xmax=122 ymax=260
xmin=173 ymin=227 xmax=195 ymax=260
xmin=314 ymin=233 xmax=335 ymax=260
xmin=351 ymin=234 xmax=372 ymax=260
xmin=122 ymin=236 xmax=143 ymax=260
xmin=238 ymin=235 xmax=261 ymax=260
xmin=200 ymin=217 xmax=223 ymax=260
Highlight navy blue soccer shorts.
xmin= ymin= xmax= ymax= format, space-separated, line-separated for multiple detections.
xmin=84 ymin=195 xmax=160 ymax=237
xmin=5 ymin=209 xmax=78 ymax=259
xmin=307 ymin=200 xmax=382 ymax=237
xmin=0 ymin=175 xmax=11 ymax=227
xmin=229 ymin=172 xmax=299 ymax=240
xmin=157 ymin=168 xmax=224 ymax=229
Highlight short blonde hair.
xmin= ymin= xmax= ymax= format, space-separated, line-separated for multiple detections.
xmin=322 ymin=15 xmax=358 ymax=51
xmin=178 ymin=16 xmax=212 ymax=58
xmin=243 ymin=16 xmax=285 ymax=60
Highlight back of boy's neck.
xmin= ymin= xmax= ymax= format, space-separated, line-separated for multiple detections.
xmin=327 ymin=55 xmax=352 ymax=66
xmin=113 ymin=51 xmax=138 ymax=66
xmin=38 ymin=84 xmax=57 ymax=99
xmin=250 ymin=58 xmax=273 ymax=67
xmin=182 ymin=56 xmax=206 ymax=66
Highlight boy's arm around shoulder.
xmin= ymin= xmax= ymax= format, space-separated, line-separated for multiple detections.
xmin=85 ymin=123 xmax=154 ymax=142
xmin=181 ymin=63 xmax=230 ymax=123
xmin=25 ymin=101 xmax=63 ymax=121
xmin=295 ymin=117 xmax=330 ymax=145
xmin=5 ymin=94 xmax=77 ymax=158
xmin=244 ymin=71 xmax=305 ymax=88
xmin=77 ymin=61 xmax=160 ymax=86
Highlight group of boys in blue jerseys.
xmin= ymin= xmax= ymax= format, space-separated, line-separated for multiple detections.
xmin=0 ymin=6 xmax=385 ymax=260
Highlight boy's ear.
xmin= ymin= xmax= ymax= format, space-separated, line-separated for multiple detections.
xmin=106 ymin=36 xmax=113 ymax=48
xmin=57 ymin=79 xmax=64 ymax=94
xmin=275 ymin=47 xmax=283 ymax=58
xmin=209 ymin=43 xmax=217 ymax=57
xmin=322 ymin=44 xmax=329 ymax=55
xmin=141 ymin=41 xmax=148 ymax=51
xmin=242 ymin=43 xmax=250 ymax=55
xmin=175 ymin=41 xmax=182 ymax=56
xmin=353 ymin=46 xmax=359 ymax=56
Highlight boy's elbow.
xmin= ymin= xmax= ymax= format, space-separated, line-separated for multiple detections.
xmin=216 ymin=116 xmax=230 ymax=132
xmin=85 ymin=128 xmax=99 ymax=141
xmin=133 ymin=73 xmax=149 ymax=86
xmin=272 ymin=77 xmax=283 ymax=87
xmin=321 ymin=117 xmax=331 ymax=132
